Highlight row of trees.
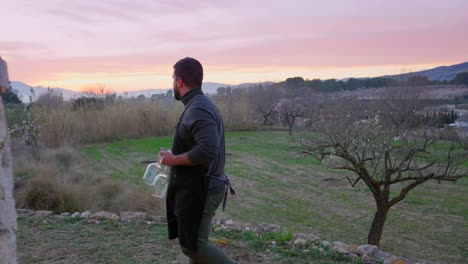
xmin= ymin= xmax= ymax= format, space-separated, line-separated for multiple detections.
xmin=244 ymin=84 xmax=464 ymax=136
xmin=257 ymin=71 xmax=468 ymax=95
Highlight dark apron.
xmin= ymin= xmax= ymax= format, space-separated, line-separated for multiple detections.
xmin=166 ymin=95 xmax=210 ymax=251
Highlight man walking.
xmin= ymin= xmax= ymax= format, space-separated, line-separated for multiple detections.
xmin=159 ymin=57 xmax=235 ymax=263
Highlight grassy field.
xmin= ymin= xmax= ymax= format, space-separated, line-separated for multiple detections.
xmin=77 ymin=131 xmax=467 ymax=264
xmin=17 ymin=217 xmax=360 ymax=264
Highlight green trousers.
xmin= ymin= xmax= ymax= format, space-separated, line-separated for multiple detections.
xmin=181 ymin=189 xmax=236 ymax=264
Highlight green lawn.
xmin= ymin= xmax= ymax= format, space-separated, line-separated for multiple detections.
xmin=81 ymin=131 xmax=468 ymax=264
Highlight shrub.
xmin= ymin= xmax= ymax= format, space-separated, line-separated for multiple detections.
xmin=14 ymin=144 xmax=162 ymax=215
xmin=24 ymin=169 xmax=60 ymax=211
xmin=56 ymin=184 xmax=87 ymax=213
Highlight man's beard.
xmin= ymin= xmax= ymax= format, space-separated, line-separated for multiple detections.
xmin=174 ymin=88 xmax=181 ymax=100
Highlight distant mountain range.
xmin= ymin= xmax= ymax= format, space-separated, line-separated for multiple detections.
xmin=383 ymin=61 xmax=468 ymax=80
xmin=9 ymin=61 xmax=467 ymax=103
xmin=9 ymin=81 xmax=260 ymax=103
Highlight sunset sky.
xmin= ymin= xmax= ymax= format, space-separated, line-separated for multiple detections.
xmin=1 ymin=0 xmax=467 ymax=92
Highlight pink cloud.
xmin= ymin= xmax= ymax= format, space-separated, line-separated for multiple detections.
xmin=1 ymin=0 xmax=467 ymax=90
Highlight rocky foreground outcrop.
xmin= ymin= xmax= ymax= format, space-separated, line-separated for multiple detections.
xmin=0 ymin=56 xmax=17 ymax=264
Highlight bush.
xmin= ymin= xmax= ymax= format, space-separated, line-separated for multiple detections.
xmin=116 ymin=186 xmax=161 ymax=213
xmin=24 ymin=171 xmax=60 ymax=211
xmin=13 ymin=144 xmax=162 ymax=215
xmin=1 ymin=89 xmax=21 ymax=104
xmin=57 ymin=184 xmax=87 ymax=213
xmin=4 ymin=103 xmax=26 ymax=127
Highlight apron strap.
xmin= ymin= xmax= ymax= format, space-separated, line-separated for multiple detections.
xmin=222 ymin=179 xmax=236 ymax=211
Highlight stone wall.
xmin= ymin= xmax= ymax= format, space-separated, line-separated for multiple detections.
xmin=0 ymin=56 xmax=17 ymax=264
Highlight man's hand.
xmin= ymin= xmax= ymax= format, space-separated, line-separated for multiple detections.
xmin=159 ymin=150 xmax=176 ymax=166
xmin=158 ymin=151 xmax=194 ymax=166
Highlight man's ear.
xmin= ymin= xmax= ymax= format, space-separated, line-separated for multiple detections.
xmin=176 ymin=78 xmax=183 ymax=87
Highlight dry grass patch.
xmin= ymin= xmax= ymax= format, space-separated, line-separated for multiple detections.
xmin=13 ymin=141 xmax=162 ymax=215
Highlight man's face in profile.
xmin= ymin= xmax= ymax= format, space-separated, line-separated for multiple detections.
xmin=172 ymin=73 xmax=181 ymax=100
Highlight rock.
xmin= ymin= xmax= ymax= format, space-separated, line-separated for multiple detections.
xmin=293 ymin=238 xmax=307 ymax=248
xmin=348 ymin=253 xmax=358 ymax=258
xmin=354 ymin=244 xmax=378 ymax=256
xmin=271 ymin=240 xmax=276 ymax=245
xmin=16 ymin=209 xmax=34 ymax=218
xmin=0 ymin=57 xmax=10 ymax=92
xmin=228 ymin=224 xmax=243 ymax=231
xmin=302 ymin=249 xmax=310 ymax=254
xmin=384 ymin=256 xmax=407 ymax=264
xmin=214 ymin=227 xmax=223 ymax=232
xmin=255 ymin=223 xmax=281 ymax=234
xmin=362 ymin=255 xmax=380 ymax=264
xmin=93 ymin=211 xmax=119 ymax=221
xmin=243 ymin=224 xmax=253 ymax=231
xmin=375 ymin=251 xmax=409 ymax=264
xmin=373 ymin=250 xmax=393 ymax=264
xmin=347 ymin=244 xmax=359 ymax=253
xmin=145 ymin=221 xmax=156 ymax=225
xmin=89 ymin=219 xmax=101 ymax=224
xmin=0 ymin=57 xmax=16 ymax=263
xmin=80 ymin=211 xmax=92 ymax=219
xmin=60 ymin=212 xmax=71 ymax=217
xmin=147 ymin=215 xmax=165 ymax=222
xmin=321 ymin=240 xmax=331 ymax=248
xmin=120 ymin=211 xmax=147 ymax=222
xmin=292 ymin=233 xmax=319 ymax=243
xmin=375 ymin=250 xmax=394 ymax=262
xmin=71 ymin=212 xmax=80 ymax=218
xmin=319 ymin=247 xmax=324 ymax=254
xmin=34 ymin=210 xmax=54 ymax=218
xmin=220 ymin=220 xmax=242 ymax=231
xmin=332 ymin=241 xmax=350 ymax=254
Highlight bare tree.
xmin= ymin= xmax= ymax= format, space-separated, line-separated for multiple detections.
xmin=249 ymin=84 xmax=284 ymax=126
xmin=275 ymin=97 xmax=307 ymax=135
xmin=300 ymin=90 xmax=467 ymax=247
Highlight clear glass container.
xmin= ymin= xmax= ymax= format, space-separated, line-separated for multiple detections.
xmin=152 ymin=173 xmax=169 ymax=198
xmin=143 ymin=163 xmax=164 ymax=186
xmin=143 ymin=148 xmax=170 ymax=198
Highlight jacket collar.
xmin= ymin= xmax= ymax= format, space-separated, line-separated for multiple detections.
xmin=181 ymin=88 xmax=203 ymax=106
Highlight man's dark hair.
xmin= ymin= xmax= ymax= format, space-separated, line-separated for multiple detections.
xmin=173 ymin=57 xmax=203 ymax=89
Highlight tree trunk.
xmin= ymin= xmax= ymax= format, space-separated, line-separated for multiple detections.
xmin=287 ymin=117 xmax=295 ymax=135
xmin=367 ymin=205 xmax=389 ymax=247
xmin=0 ymin=57 xmax=17 ymax=264
xmin=262 ymin=113 xmax=270 ymax=126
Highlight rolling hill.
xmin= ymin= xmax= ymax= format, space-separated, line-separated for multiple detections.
xmin=383 ymin=61 xmax=468 ymax=80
